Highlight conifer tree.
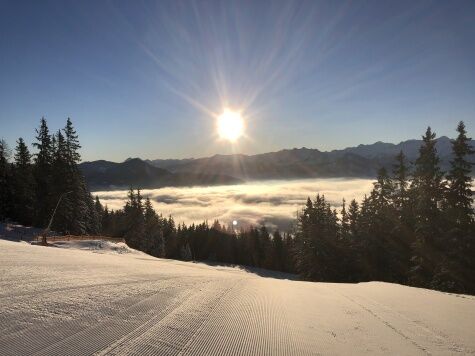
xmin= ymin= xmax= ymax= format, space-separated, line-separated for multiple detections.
xmin=51 ymin=130 xmax=72 ymax=232
xmin=70 ymin=177 xmax=90 ymax=235
xmin=52 ymin=118 xmax=93 ymax=235
xmin=0 ymin=139 xmax=13 ymax=220
xmin=340 ymin=198 xmax=350 ymax=239
xmin=409 ymin=127 xmax=444 ymax=287
xmin=62 ymin=119 xmax=84 ymax=233
xmin=12 ymin=138 xmax=35 ymax=225
xmin=271 ymin=230 xmax=285 ymax=271
xmin=369 ymin=166 xmax=396 ymax=261
xmin=33 ymin=118 xmax=54 ymax=227
xmin=13 ymin=138 xmax=31 ymax=168
xmin=143 ymin=197 xmax=162 ymax=255
xmin=445 ymin=121 xmax=474 ymax=228
xmin=85 ymin=191 xmax=100 ymax=235
xmin=101 ymin=205 xmax=111 ymax=235
xmin=371 ymin=167 xmax=394 ymax=209
xmin=123 ymin=188 xmax=145 ymax=249
xmin=389 ymin=150 xmax=414 ymax=281
xmin=94 ymin=196 xmax=104 ymax=233
xmin=294 ymin=195 xmax=342 ymax=281
xmin=348 ymin=199 xmax=359 ymax=238
xmin=64 ymin=117 xmax=81 ymax=166
xmin=431 ymin=121 xmax=475 ymax=293
xmin=392 ymin=150 xmax=412 ymax=224
xmin=411 ymin=127 xmax=444 ymax=231
xmin=259 ymin=225 xmax=272 ymax=269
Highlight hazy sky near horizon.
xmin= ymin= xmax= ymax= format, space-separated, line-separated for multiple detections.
xmin=1 ymin=0 xmax=474 ymax=162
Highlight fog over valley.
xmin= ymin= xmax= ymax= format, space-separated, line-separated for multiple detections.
xmin=95 ymin=178 xmax=374 ymax=230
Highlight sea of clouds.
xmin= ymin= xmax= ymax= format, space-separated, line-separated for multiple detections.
xmin=95 ymin=178 xmax=374 ymax=231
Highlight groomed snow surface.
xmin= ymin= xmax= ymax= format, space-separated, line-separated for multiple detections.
xmin=0 ymin=239 xmax=474 ymax=356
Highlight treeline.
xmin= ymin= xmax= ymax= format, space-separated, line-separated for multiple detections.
xmin=0 ymin=118 xmax=101 ymax=234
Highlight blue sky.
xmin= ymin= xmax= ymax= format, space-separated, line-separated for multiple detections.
xmin=1 ymin=0 xmax=474 ymax=162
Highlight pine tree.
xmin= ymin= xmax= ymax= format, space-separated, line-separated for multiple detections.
xmin=70 ymin=177 xmax=89 ymax=235
xmin=412 ymin=127 xmax=444 ymax=232
xmin=94 ymin=196 xmax=104 ymax=233
xmin=409 ymin=127 xmax=444 ymax=287
xmin=0 ymin=139 xmax=13 ymax=221
xmin=33 ymin=118 xmax=54 ymax=227
xmin=50 ymin=118 xmax=90 ymax=235
xmin=33 ymin=118 xmax=53 ymax=168
xmin=12 ymin=138 xmax=35 ymax=225
xmin=371 ymin=167 xmax=393 ymax=209
xmin=163 ymin=215 xmax=177 ymax=258
xmin=390 ymin=150 xmax=414 ymax=282
xmin=340 ymin=198 xmax=350 ymax=239
xmin=63 ymin=117 xmax=81 ymax=166
xmin=13 ymin=138 xmax=31 ymax=169
xmin=432 ymin=121 xmax=475 ymax=293
xmin=51 ymin=130 xmax=72 ymax=232
xmin=354 ymin=194 xmax=379 ymax=280
xmin=259 ymin=225 xmax=272 ymax=269
xmin=101 ymin=205 xmax=111 ymax=235
xmin=294 ymin=195 xmax=342 ymax=281
xmin=357 ymin=195 xmax=373 ymax=240
xmin=271 ymin=230 xmax=285 ymax=271
xmin=348 ymin=199 xmax=359 ymax=238
xmin=392 ymin=151 xmax=411 ymax=217
xmin=373 ymin=167 xmax=410 ymax=282
xmin=84 ymin=191 xmax=100 ymax=235
xmin=342 ymin=199 xmax=362 ymax=281
xmin=143 ymin=197 xmax=162 ymax=255
xmin=123 ymin=188 xmax=145 ymax=249
xmin=445 ymin=121 xmax=474 ymax=228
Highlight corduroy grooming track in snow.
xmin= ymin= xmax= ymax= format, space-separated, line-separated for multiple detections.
xmin=0 ymin=239 xmax=474 ymax=355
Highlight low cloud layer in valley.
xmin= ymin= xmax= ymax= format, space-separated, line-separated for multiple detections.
xmin=95 ymin=178 xmax=374 ymax=231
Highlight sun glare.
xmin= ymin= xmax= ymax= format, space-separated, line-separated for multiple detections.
xmin=217 ymin=109 xmax=244 ymax=142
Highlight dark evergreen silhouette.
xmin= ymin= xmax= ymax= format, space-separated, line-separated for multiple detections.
xmin=409 ymin=127 xmax=445 ymax=287
xmin=0 ymin=139 xmax=13 ymax=221
xmin=2 ymin=117 xmax=100 ymax=236
xmin=12 ymin=138 xmax=35 ymax=225
xmin=33 ymin=118 xmax=54 ymax=227
xmin=445 ymin=121 xmax=475 ymax=228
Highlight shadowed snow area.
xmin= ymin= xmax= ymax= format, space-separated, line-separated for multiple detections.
xmin=0 ymin=239 xmax=474 ymax=355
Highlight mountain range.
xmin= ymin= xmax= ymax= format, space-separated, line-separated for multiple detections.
xmin=79 ymin=136 xmax=474 ymax=190
xmin=79 ymin=158 xmax=243 ymax=191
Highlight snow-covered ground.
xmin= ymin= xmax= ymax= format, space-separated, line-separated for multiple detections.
xmin=50 ymin=239 xmax=141 ymax=255
xmin=0 ymin=239 xmax=474 ymax=355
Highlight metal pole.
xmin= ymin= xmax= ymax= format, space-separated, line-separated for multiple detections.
xmin=41 ymin=191 xmax=73 ymax=245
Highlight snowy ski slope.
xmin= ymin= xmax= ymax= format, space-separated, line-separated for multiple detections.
xmin=0 ymin=239 xmax=474 ymax=355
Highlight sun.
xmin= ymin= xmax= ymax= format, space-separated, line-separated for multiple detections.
xmin=217 ymin=109 xmax=244 ymax=142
